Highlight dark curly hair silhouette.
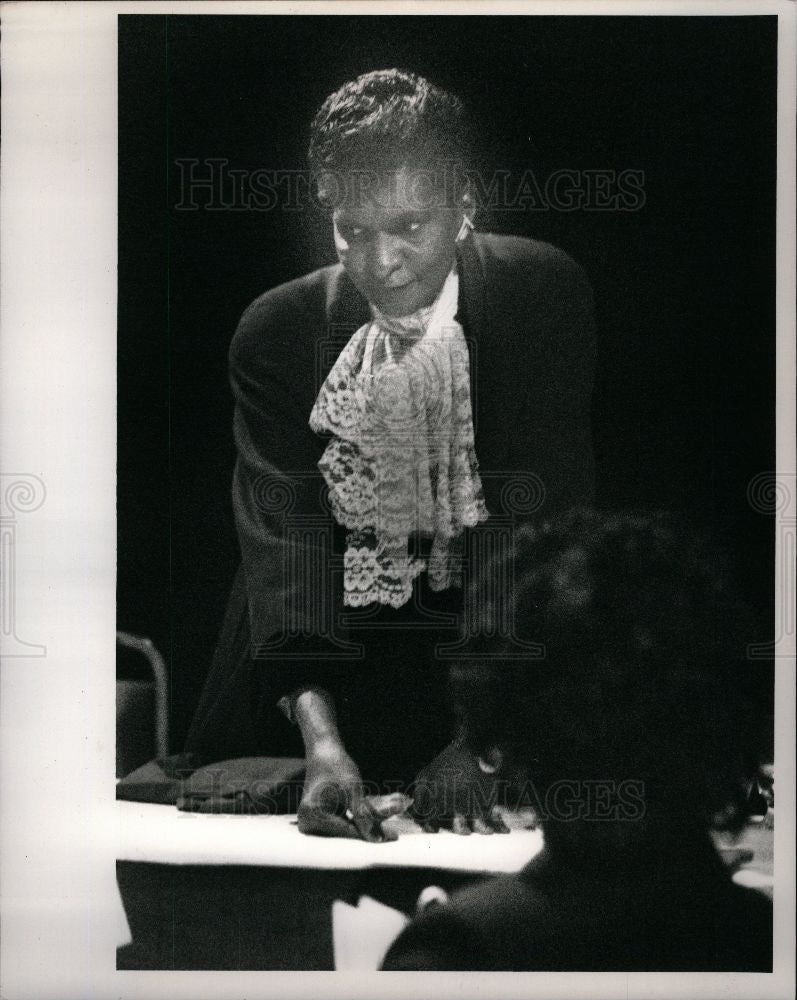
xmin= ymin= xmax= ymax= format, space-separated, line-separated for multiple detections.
xmin=452 ymin=509 xmax=765 ymax=856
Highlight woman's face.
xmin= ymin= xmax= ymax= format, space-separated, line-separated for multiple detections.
xmin=330 ymin=166 xmax=465 ymax=317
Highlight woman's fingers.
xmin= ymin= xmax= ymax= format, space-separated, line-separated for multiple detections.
xmin=471 ymin=814 xmax=494 ymax=835
xmin=298 ymin=802 xmax=397 ymax=842
xmin=451 ymin=813 xmax=472 ymax=835
xmin=299 ymin=793 xmax=507 ymax=839
xmin=488 ymin=807 xmax=511 ymax=833
xmin=430 ymin=809 xmax=509 ymax=835
xmin=365 ymin=792 xmax=413 ymax=819
xmin=297 ymin=806 xmax=365 ymax=839
xmin=350 ymin=800 xmax=396 ymax=842
xmin=375 ymin=822 xmax=399 ymax=842
xmin=298 ymin=785 xmax=412 ymax=842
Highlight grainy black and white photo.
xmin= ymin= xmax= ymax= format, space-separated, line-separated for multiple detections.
xmin=3 ymin=5 xmax=791 ymax=995
xmin=110 ymin=11 xmax=786 ymax=976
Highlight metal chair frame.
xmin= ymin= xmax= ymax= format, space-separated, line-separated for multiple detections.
xmin=116 ymin=630 xmax=169 ymax=759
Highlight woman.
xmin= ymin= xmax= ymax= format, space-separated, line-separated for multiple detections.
xmin=383 ymin=510 xmax=773 ymax=970
xmin=184 ymin=69 xmax=596 ymax=841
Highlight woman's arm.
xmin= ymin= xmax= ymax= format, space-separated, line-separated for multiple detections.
xmin=292 ymin=688 xmax=406 ymax=841
xmin=228 ymin=288 xmax=408 ymax=839
xmin=229 ymin=287 xmax=352 ymax=694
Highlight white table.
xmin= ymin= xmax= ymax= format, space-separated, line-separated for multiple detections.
xmin=117 ymin=800 xmax=544 ymax=871
xmin=116 ymin=802 xmax=773 ymax=970
xmin=116 ymin=801 xmax=543 ymax=970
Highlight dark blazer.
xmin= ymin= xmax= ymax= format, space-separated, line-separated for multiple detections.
xmin=383 ymin=842 xmax=773 ymax=971
xmin=185 ymin=232 xmax=596 ymax=776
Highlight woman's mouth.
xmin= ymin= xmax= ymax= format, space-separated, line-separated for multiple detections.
xmin=382 ymin=275 xmax=415 ymax=291
xmin=373 ymin=280 xmax=419 ymax=312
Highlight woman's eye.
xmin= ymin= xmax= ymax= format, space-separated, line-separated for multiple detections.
xmin=392 ymin=219 xmax=424 ymax=237
xmin=338 ymin=224 xmax=364 ymax=241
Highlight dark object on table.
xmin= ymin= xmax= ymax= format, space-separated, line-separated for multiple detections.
xmin=117 ymin=754 xmax=305 ymax=814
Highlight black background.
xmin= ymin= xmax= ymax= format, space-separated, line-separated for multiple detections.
xmin=118 ymin=15 xmax=777 ymax=751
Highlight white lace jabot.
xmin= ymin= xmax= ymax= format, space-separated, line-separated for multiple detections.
xmin=309 ymin=269 xmax=488 ymax=608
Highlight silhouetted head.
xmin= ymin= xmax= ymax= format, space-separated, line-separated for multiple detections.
xmin=453 ymin=509 xmax=764 ymax=860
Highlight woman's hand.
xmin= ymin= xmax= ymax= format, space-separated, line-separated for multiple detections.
xmin=292 ymin=686 xmax=410 ymax=841
xmin=411 ymin=741 xmax=510 ymax=835
xmin=297 ymin=740 xmax=411 ymax=842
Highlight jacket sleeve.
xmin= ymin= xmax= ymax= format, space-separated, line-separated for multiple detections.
xmin=229 ymin=289 xmax=351 ymax=699
xmin=512 ymin=248 xmax=597 ymax=520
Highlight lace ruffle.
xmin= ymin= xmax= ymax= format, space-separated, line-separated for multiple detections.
xmin=309 ymin=270 xmax=488 ymax=608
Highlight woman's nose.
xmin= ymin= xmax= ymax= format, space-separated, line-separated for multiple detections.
xmin=368 ymin=232 xmax=402 ymax=280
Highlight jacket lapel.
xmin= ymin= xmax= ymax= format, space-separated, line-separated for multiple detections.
xmin=325 ymin=264 xmax=371 ymax=339
xmin=315 ymin=264 xmax=371 ymax=396
xmin=456 ymin=233 xmax=513 ymax=485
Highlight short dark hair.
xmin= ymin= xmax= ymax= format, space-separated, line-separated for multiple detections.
xmin=308 ymin=68 xmax=474 ymax=199
xmin=453 ymin=509 xmax=764 ymax=835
